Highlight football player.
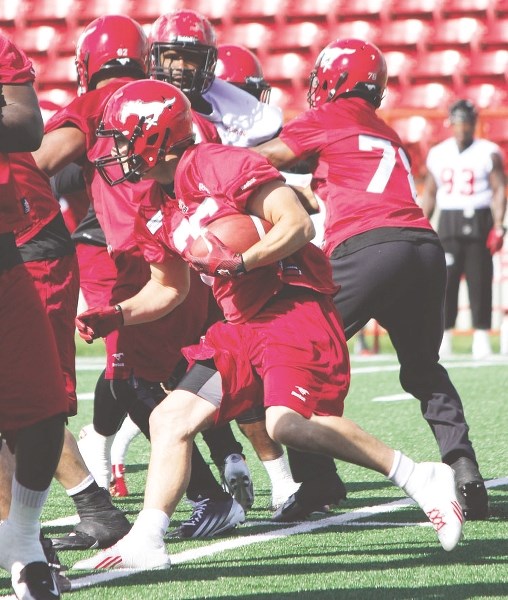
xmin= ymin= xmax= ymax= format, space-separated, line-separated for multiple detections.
xmin=254 ymin=38 xmax=489 ymax=521
xmin=71 ymin=79 xmax=463 ymax=571
xmin=33 ymin=14 xmax=245 ymax=545
xmin=422 ymin=99 xmax=507 ymax=359
xmin=149 ymin=11 xmax=303 ymax=511
xmin=0 ymin=32 xmax=65 ymax=600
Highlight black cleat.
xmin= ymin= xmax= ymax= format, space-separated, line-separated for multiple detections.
xmin=170 ymin=497 xmax=245 ymax=539
xmin=51 ymin=487 xmax=131 ymax=550
xmin=272 ymin=475 xmax=347 ymax=522
xmin=12 ymin=561 xmax=60 ymax=600
xmin=451 ymin=456 xmax=489 ymax=520
xmin=40 ymin=535 xmax=71 ymax=593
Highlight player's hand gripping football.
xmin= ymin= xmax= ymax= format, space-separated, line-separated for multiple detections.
xmin=75 ymin=305 xmax=124 ymax=343
xmin=184 ymin=230 xmax=247 ymax=277
xmin=486 ymin=227 xmax=505 ymax=255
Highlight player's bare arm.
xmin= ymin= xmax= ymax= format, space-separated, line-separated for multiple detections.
xmin=0 ymin=82 xmax=43 ymax=151
xmin=118 ymin=256 xmax=191 ymax=325
xmin=241 ymin=180 xmax=315 ymax=272
xmin=32 ymin=126 xmax=87 ymax=176
xmin=489 ymin=152 xmax=507 ymax=230
xmin=253 ymin=137 xmax=298 ymax=170
xmin=420 ymin=171 xmax=438 ymax=219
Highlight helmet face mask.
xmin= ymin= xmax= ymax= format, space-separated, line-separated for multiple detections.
xmin=149 ymin=10 xmax=217 ymax=96
xmin=307 ymin=38 xmax=387 ymax=109
xmin=75 ymin=15 xmax=149 ymax=96
xmin=95 ymin=80 xmax=195 ymax=187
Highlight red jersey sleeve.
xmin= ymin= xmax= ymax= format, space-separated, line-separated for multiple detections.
xmin=176 ymin=144 xmax=284 ymax=214
xmin=0 ymin=35 xmax=35 ymax=84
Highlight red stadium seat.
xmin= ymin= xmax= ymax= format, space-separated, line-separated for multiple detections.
xmin=270 ymin=85 xmax=308 ymax=120
xmin=262 ymin=52 xmax=312 ymax=91
xmin=229 ymin=0 xmax=285 ymax=24
xmin=327 ymin=20 xmax=379 ymax=44
xmin=479 ymin=118 xmax=508 ymax=168
xmin=440 ymin=0 xmax=493 ymax=20
xmin=387 ymin=0 xmax=442 ymax=21
xmin=493 ymin=0 xmax=508 ymax=18
xmin=398 ymin=82 xmax=455 ymax=110
xmin=459 ymin=83 xmax=508 ymax=109
xmin=464 ymin=49 xmax=508 ymax=85
xmin=183 ymin=0 xmax=232 ymax=27
xmin=284 ymin=0 xmax=337 ymax=24
xmin=335 ymin=0 xmax=390 ymax=22
xmin=425 ymin=17 xmax=484 ymax=53
xmin=388 ymin=115 xmax=435 ymax=179
xmin=269 ymin=22 xmax=327 ymax=56
xmin=13 ymin=25 xmax=58 ymax=59
xmin=384 ymin=50 xmax=415 ymax=91
xmin=478 ymin=19 xmax=508 ymax=51
xmin=408 ymin=49 xmax=466 ymax=89
xmin=130 ymin=0 xmax=183 ymax=26
xmin=72 ymin=0 xmax=134 ymax=25
xmin=20 ymin=0 xmax=74 ymax=26
xmin=218 ymin=22 xmax=274 ymax=55
xmin=374 ymin=19 xmax=430 ymax=55
xmin=36 ymin=55 xmax=76 ymax=90
xmin=0 ymin=0 xmax=21 ymax=28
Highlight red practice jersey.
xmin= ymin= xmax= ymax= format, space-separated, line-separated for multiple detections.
xmin=280 ymin=97 xmax=432 ymax=256
xmin=0 ymin=34 xmax=36 ymax=234
xmin=135 ymin=143 xmax=338 ymax=323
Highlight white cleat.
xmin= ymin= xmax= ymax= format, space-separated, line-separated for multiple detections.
xmin=72 ymin=537 xmax=171 ymax=571
xmin=405 ymin=462 xmax=464 ymax=551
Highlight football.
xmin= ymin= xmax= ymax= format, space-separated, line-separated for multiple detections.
xmin=190 ymin=214 xmax=272 ymax=257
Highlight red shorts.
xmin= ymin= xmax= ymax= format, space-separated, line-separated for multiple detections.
xmin=105 ymin=251 xmax=211 ymax=381
xmin=25 ymin=254 xmax=80 ymax=414
xmin=183 ymin=288 xmax=350 ymax=425
xmin=0 ymin=264 xmax=68 ymax=434
xmin=76 ymin=243 xmax=116 ymax=308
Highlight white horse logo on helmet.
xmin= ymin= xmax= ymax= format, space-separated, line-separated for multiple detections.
xmin=119 ymin=97 xmax=176 ymax=130
xmin=320 ymin=47 xmax=356 ymax=73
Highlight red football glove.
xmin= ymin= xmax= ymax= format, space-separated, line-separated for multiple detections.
xmin=184 ymin=230 xmax=247 ymax=278
xmin=75 ymin=305 xmax=124 ymax=344
xmin=486 ymin=227 xmax=505 ymax=255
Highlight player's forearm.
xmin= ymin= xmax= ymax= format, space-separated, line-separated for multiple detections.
xmin=491 ymin=190 xmax=507 ymax=230
xmin=117 ymin=279 xmax=189 ymax=325
xmin=242 ymin=213 xmax=314 ymax=271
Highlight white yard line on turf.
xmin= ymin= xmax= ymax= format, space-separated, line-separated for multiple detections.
xmin=31 ymin=476 xmax=506 ymax=593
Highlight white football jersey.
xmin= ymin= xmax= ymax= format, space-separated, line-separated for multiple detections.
xmin=426 ymin=137 xmax=502 ymax=212
xmin=202 ymin=77 xmax=283 ymax=147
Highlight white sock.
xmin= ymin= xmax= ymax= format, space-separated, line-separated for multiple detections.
xmin=111 ymin=416 xmax=141 ymax=465
xmin=9 ymin=477 xmax=48 ymax=537
xmin=66 ymin=474 xmax=95 ymax=497
xmin=78 ymin=426 xmax=114 ymax=489
xmin=0 ymin=478 xmax=47 ymax=568
xmin=128 ymin=508 xmax=170 ymax=547
xmin=387 ymin=451 xmax=416 ymax=491
xmin=262 ymin=454 xmax=295 ymax=487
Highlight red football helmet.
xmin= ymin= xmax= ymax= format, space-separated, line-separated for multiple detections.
xmin=307 ymin=38 xmax=387 ymax=109
xmin=95 ymin=80 xmax=195 ymax=186
xmin=216 ymin=44 xmax=271 ymax=103
xmin=75 ymin=15 xmax=149 ymax=96
xmin=149 ymin=9 xmax=217 ymax=96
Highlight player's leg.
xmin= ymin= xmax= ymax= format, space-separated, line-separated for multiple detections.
xmin=265 ymin=405 xmax=463 ymax=551
xmin=236 ymin=410 xmax=299 ymax=510
xmin=376 ymin=239 xmax=488 ymax=519
xmin=464 ymin=239 xmax=493 ymax=359
xmin=73 ymin=365 xmax=244 ymax=570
